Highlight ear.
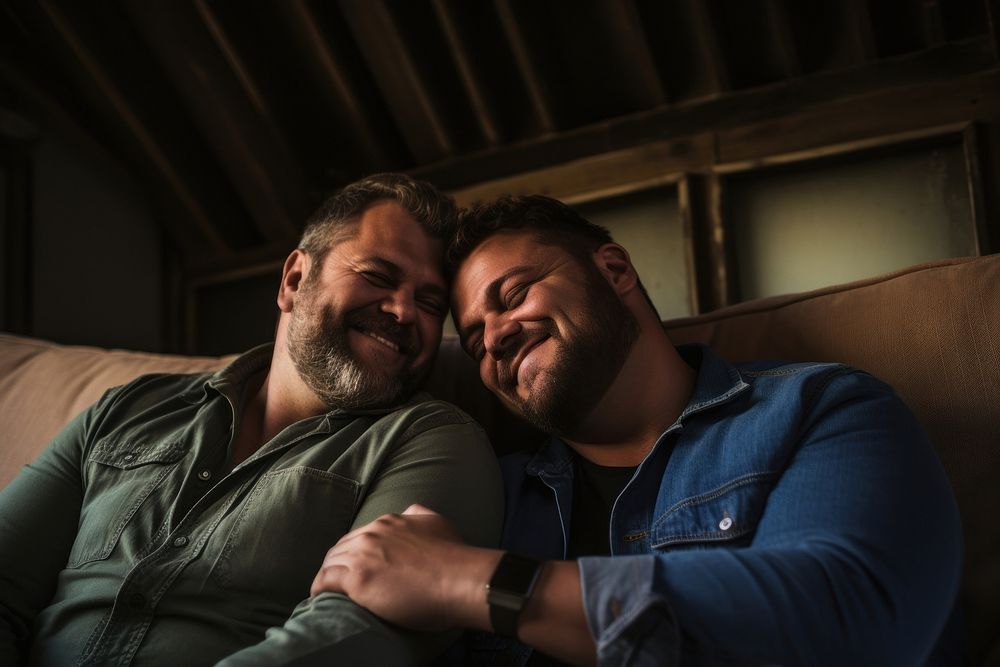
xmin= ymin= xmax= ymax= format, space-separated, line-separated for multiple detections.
xmin=593 ymin=243 xmax=638 ymax=296
xmin=277 ymin=250 xmax=311 ymax=313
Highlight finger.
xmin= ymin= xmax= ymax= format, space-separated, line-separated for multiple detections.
xmin=402 ymin=503 xmax=437 ymax=516
xmin=310 ymin=563 xmax=349 ymax=597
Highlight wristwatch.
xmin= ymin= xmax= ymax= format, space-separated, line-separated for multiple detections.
xmin=486 ymin=551 xmax=544 ymax=637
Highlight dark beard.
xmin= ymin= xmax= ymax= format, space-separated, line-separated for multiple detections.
xmin=498 ymin=268 xmax=639 ymax=436
xmin=287 ymin=288 xmax=429 ymax=411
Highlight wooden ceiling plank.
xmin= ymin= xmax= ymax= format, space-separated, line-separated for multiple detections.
xmin=688 ymin=0 xmax=731 ymax=94
xmin=36 ymin=1 xmax=231 ymax=256
xmin=413 ymin=39 xmax=996 ymax=190
xmin=598 ymin=0 xmax=667 ymax=106
xmin=340 ymin=0 xmax=453 ymax=162
xmin=764 ymin=0 xmax=801 ymax=78
xmin=430 ymin=0 xmax=501 ymax=146
xmin=844 ymin=0 xmax=878 ymax=63
xmin=123 ymin=0 xmax=307 ymax=243
xmin=192 ymin=0 xmax=270 ymax=119
xmin=279 ymin=0 xmax=390 ymax=168
xmin=492 ymin=0 xmax=556 ymax=133
xmin=919 ymin=0 xmax=946 ymax=47
xmin=990 ymin=0 xmax=1000 ymax=61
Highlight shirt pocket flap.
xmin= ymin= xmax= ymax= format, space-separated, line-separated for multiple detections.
xmin=90 ymin=437 xmax=188 ymax=469
xmin=650 ymin=472 xmax=776 ymax=549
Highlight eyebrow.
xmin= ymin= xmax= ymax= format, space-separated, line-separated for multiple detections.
xmin=361 ymin=256 xmax=447 ymax=298
xmin=456 ymin=264 xmax=534 ymax=340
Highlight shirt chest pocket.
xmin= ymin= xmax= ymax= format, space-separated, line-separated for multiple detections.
xmin=70 ymin=439 xmax=189 ymax=568
xmin=209 ymin=467 xmax=360 ymax=609
xmin=650 ymin=472 xmax=776 ymax=551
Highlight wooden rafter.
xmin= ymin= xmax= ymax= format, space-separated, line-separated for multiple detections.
xmin=36 ymin=0 xmax=230 ymax=257
xmin=340 ymin=0 xmax=453 ymax=163
xmin=123 ymin=0 xmax=307 ymax=243
xmin=598 ymin=0 xmax=667 ymax=107
xmin=493 ymin=0 xmax=556 ymax=133
xmin=430 ymin=0 xmax=501 ymax=146
xmin=278 ymin=0 xmax=391 ymax=168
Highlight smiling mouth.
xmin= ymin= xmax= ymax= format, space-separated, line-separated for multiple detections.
xmin=355 ymin=327 xmax=407 ymax=355
xmin=508 ymin=335 xmax=549 ymax=384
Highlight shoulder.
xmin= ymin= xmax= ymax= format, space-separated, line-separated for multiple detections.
xmin=381 ymin=395 xmax=485 ymax=433
xmin=734 ymin=359 xmax=893 ymax=410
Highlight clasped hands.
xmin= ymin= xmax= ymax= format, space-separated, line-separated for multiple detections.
xmin=310 ymin=504 xmax=500 ymax=632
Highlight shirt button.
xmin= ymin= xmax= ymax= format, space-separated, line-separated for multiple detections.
xmin=719 ymin=516 xmax=733 ymax=531
xmin=129 ymin=593 xmax=146 ymax=610
xmin=198 ymin=470 xmax=212 ymax=481
xmin=122 ymin=453 xmax=136 ymax=462
xmin=172 ymin=536 xmax=189 ymax=548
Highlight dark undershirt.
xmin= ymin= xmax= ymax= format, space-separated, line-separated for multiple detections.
xmin=526 ymin=454 xmax=637 ymax=666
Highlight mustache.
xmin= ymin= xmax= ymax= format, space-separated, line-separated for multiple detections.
xmin=344 ymin=309 xmax=418 ymax=354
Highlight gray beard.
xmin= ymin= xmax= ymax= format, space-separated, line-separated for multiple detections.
xmin=287 ymin=294 xmax=425 ymax=411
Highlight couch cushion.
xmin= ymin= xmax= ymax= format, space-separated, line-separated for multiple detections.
xmin=0 ymin=334 xmax=233 ymax=489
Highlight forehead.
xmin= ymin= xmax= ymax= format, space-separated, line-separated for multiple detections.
xmin=452 ymin=230 xmax=573 ymax=313
xmin=329 ymin=201 xmax=445 ymax=281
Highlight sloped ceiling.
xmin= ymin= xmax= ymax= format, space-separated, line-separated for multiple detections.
xmin=0 ymin=0 xmax=995 ymax=266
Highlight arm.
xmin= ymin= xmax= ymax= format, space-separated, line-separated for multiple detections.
xmin=219 ymin=414 xmax=504 ymax=666
xmin=0 ymin=404 xmax=96 ymax=663
xmin=313 ymin=372 xmax=963 ymax=665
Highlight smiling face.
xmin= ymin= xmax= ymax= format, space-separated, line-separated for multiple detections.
xmin=286 ymin=201 xmax=448 ymax=410
xmin=452 ymin=230 xmax=639 ymax=435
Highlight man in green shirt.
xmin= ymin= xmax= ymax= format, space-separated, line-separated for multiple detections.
xmin=0 ymin=173 xmax=503 ymax=666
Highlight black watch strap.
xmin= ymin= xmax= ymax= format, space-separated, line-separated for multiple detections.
xmin=486 ymin=552 xmax=544 ymax=637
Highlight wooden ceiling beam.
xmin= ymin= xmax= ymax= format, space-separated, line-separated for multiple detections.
xmin=688 ymin=0 xmax=730 ymax=95
xmin=340 ymin=0 xmax=453 ymax=163
xmin=430 ymin=0 xmax=501 ymax=146
xmin=35 ymin=0 xmax=231 ymax=257
xmin=597 ymin=0 xmax=667 ymax=107
xmin=493 ymin=0 xmax=556 ymax=133
xmin=844 ymin=0 xmax=878 ymax=63
xmin=278 ymin=0 xmax=391 ymax=169
xmin=990 ymin=0 xmax=1000 ymax=62
xmin=122 ymin=0 xmax=309 ymax=243
xmin=413 ymin=38 xmax=996 ymax=190
xmin=764 ymin=0 xmax=801 ymax=78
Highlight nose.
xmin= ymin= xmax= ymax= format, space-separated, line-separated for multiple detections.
xmin=484 ymin=312 xmax=521 ymax=360
xmin=381 ymin=288 xmax=416 ymax=324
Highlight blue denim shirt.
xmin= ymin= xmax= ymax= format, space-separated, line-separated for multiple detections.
xmin=459 ymin=345 xmax=963 ymax=666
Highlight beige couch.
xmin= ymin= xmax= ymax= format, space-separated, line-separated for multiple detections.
xmin=2 ymin=254 xmax=998 ymax=663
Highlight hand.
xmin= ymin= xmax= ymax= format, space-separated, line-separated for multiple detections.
xmin=311 ymin=504 xmax=501 ymax=632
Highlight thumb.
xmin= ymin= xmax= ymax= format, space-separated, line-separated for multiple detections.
xmin=402 ymin=503 xmax=436 ymax=516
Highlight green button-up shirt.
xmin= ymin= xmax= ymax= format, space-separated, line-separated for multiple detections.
xmin=0 ymin=345 xmax=503 ymax=665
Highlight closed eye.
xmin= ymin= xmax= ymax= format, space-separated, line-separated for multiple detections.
xmin=504 ymin=283 xmax=528 ymax=309
xmin=417 ymin=295 xmax=448 ymax=317
xmin=361 ymin=271 xmax=394 ymax=288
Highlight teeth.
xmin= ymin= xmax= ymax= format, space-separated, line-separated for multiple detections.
xmin=365 ymin=331 xmax=400 ymax=352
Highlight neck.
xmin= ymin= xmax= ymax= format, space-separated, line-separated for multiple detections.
xmin=562 ymin=323 xmax=695 ymax=467
xmin=230 ymin=338 xmax=329 ymax=465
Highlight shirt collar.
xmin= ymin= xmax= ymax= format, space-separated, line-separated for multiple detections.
xmin=526 ymin=344 xmax=750 ymax=476
xmin=180 ymin=343 xmax=431 ymax=421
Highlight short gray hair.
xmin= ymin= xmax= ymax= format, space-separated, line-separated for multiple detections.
xmin=299 ymin=173 xmax=457 ymax=267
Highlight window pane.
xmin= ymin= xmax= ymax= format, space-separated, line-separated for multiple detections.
xmin=728 ymin=140 xmax=977 ymax=300
xmin=574 ymin=186 xmax=692 ymax=318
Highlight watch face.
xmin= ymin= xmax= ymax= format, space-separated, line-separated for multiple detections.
xmin=489 ymin=552 xmax=543 ymax=595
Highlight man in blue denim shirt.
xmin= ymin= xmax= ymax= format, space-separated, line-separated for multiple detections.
xmin=313 ymin=195 xmax=963 ymax=665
